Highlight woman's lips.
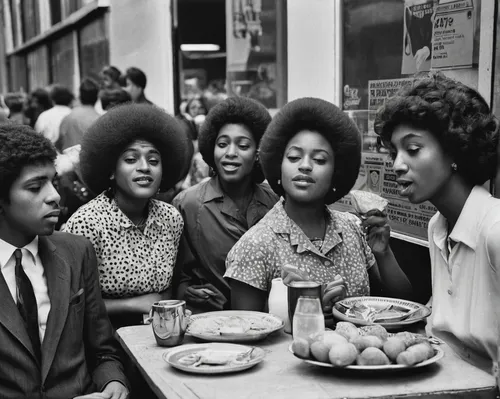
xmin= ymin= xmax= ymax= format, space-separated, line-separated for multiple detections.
xmin=221 ymin=162 xmax=241 ymax=172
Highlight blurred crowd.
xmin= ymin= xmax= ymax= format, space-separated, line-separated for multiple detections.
xmin=0 ymin=65 xmax=230 ymax=228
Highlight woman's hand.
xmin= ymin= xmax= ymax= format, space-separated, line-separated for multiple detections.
xmin=361 ymin=209 xmax=391 ymax=255
xmin=185 ymin=284 xmax=225 ymax=306
xmin=322 ymin=275 xmax=347 ymax=313
xmin=282 ymin=264 xmax=309 ymax=285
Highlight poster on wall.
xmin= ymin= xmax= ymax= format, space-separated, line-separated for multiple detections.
xmin=227 ymin=0 xmax=279 ymax=109
xmin=334 ymin=78 xmax=437 ymax=243
xmin=431 ymin=0 xmax=475 ymax=69
xmin=401 ymin=0 xmax=436 ymax=75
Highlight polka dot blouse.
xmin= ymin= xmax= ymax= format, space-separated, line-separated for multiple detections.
xmin=225 ymin=198 xmax=374 ymax=296
xmin=64 ymin=193 xmax=184 ymax=298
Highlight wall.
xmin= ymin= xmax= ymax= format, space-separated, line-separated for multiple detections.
xmin=109 ymin=0 xmax=175 ymax=112
xmin=286 ymin=0 xmax=337 ymax=104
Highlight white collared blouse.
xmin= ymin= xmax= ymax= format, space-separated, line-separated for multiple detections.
xmin=426 ymin=185 xmax=500 ymax=372
xmin=64 ymin=193 xmax=183 ymax=298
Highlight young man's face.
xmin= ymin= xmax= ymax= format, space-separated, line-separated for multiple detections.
xmin=0 ymin=162 xmax=60 ymax=247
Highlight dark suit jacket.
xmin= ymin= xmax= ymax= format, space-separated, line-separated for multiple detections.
xmin=0 ymin=231 xmax=128 ymax=399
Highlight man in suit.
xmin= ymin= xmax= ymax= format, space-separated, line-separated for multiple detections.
xmin=0 ymin=122 xmax=129 ymax=398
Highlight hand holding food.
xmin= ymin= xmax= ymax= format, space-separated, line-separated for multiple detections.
xmin=350 ymin=190 xmax=388 ymax=216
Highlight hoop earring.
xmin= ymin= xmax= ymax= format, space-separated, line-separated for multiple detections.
xmin=451 ymin=163 xmax=458 ymax=171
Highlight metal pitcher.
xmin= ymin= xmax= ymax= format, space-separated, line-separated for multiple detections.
xmin=151 ymin=300 xmax=191 ymax=347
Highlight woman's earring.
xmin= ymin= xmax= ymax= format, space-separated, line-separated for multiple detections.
xmin=332 ymin=187 xmax=337 ymax=192
xmin=451 ymin=163 xmax=458 ymax=171
xmin=277 ymin=179 xmax=281 ymax=185
xmin=110 ymin=173 xmax=115 ymax=180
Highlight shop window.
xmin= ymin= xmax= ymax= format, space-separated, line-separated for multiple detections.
xmin=79 ymin=14 xmax=110 ymax=81
xmin=226 ymin=0 xmax=287 ymax=110
xmin=50 ymin=33 xmax=75 ymax=90
xmin=337 ymin=0 xmax=481 ymax=244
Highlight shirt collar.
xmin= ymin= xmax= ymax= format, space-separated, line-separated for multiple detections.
xmin=203 ymin=177 xmax=225 ymax=203
xmin=0 ymin=236 xmax=39 ymax=269
xmin=269 ymin=199 xmax=343 ymax=254
xmin=431 ymin=186 xmax=490 ymax=251
xmin=449 ymin=186 xmax=491 ymax=250
xmin=107 ymin=195 xmax=161 ymax=231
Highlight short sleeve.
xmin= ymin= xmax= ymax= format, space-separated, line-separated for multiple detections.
xmin=224 ymin=227 xmax=277 ymax=292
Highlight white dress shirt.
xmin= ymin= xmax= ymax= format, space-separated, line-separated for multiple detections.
xmin=426 ymin=186 xmax=500 ymax=373
xmin=34 ymin=105 xmax=72 ymax=144
xmin=0 ymin=237 xmax=51 ymax=342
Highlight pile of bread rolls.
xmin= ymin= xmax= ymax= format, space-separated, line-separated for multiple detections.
xmin=292 ymin=321 xmax=436 ymax=367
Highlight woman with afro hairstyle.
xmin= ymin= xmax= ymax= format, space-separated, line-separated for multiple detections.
xmin=64 ymin=103 xmax=191 ymax=328
xmin=225 ymin=97 xmax=412 ymax=314
xmin=172 ymin=97 xmax=278 ymax=312
xmin=375 ymin=72 xmax=500 ymax=373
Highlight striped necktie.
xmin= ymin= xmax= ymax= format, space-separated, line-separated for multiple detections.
xmin=14 ymin=249 xmax=41 ymax=362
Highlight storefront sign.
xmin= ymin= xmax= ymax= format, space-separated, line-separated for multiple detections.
xmin=431 ymin=0 xmax=474 ymax=69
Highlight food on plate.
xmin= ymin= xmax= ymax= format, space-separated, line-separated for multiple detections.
xmin=322 ymin=331 xmax=348 ymax=348
xmin=396 ymin=343 xmax=435 ymax=366
xmin=341 ymin=301 xmax=413 ymax=323
xmin=177 ymin=348 xmax=255 ymax=368
xmin=351 ymin=335 xmax=383 ymax=352
xmin=359 ymin=324 xmax=389 ymax=341
xmin=292 ymin=337 xmax=310 ymax=358
xmin=188 ymin=315 xmax=274 ymax=336
xmin=395 ymin=331 xmax=428 ymax=348
xmin=328 ymin=343 xmax=358 ymax=367
xmin=310 ymin=341 xmax=331 ymax=363
xmin=300 ymin=324 xmax=437 ymax=368
xmin=357 ymin=347 xmax=391 ymax=366
xmin=350 ymin=190 xmax=388 ymax=215
xmin=334 ymin=321 xmax=360 ymax=341
xmin=383 ymin=337 xmax=407 ymax=362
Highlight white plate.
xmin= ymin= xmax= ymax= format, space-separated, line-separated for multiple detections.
xmin=163 ymin=343 xmax=265 ymax=374
xmin=289 ymin=343 xmax=443 ymax=371
xmin=332 ymin=297 xmax=431 ymax=331
xmin=187 ymin=310 xmax=284 ymax=342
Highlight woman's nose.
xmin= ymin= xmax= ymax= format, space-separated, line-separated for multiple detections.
xmin=393 ymin=153 xmax=408 ymax=174
xmin=226 ymin=143 xmax=237 ymax=157
xmin=298 ymin=157 xmax=313 ymax=172
xmin=137 ymin=157 xmax=150 ymax=171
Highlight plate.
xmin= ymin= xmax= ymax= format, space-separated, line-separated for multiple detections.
xmin=289 ymin=343 xmax=443 ymax=371
xmin=332 ymin=297 xmax=431 ymax=330
xmin=163 ymin=343 xmax=265 ymax=374
xmin=187 ymin=310 xmax=284 ymax=342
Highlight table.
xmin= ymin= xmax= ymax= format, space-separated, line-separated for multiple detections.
xmin=116 ymin=325 xmax=497 ymax=399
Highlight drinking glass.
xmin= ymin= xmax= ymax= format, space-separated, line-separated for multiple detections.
xmin=292 ymin=296 xmax=324 ymax=343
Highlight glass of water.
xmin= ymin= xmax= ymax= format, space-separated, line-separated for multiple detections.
xmin=292 ymin=296 xmax=324 ymax=343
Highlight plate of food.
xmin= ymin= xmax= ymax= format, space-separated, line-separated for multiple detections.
xmin=187 ymin=310 xmax=284 ymax=342
xmin=332 ymin=297 xmax=431 ymax=330
xmin=289 ymin=322 xmax=443 ymax=372
xmin=163 ymin=343 xmax=266 ymax=374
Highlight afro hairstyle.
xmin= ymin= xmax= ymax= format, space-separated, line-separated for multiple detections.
xmin=259 ymin=97 xmax=361 ymax=204
xmin=198 ymin=96 xmax=271 ymax=183
xmin=0 ymin=123 xmax=57 ymax=202
xmin=79 ymin=103 xmax=191 ymax=195
xmin=374 ymin=72 xmax=499 ymax=186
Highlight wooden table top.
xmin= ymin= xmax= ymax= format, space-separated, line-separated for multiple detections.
xmin=116 ymin=325 xmax=497 ymax=399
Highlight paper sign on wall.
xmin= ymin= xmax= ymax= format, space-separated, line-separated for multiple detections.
xmin=431 ymin=0 xmax=474 ymax=69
